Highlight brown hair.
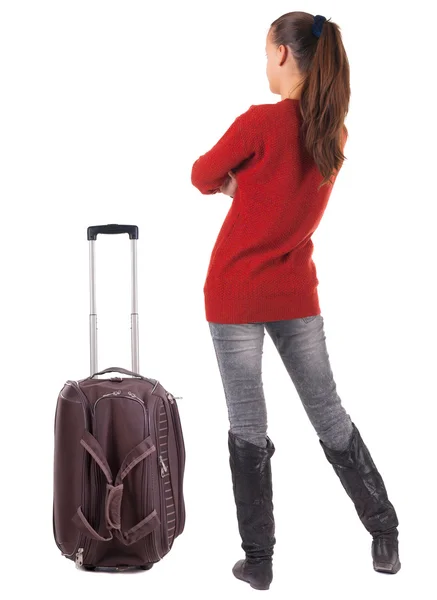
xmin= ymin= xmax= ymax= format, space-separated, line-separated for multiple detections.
xmin=270 ymin=12 xmax=350 ymax=189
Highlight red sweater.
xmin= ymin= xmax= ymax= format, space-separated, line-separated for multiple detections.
xmin=191 ymin=98 xmax=346 ymax=324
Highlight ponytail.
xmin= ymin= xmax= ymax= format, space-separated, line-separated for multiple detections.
xmin=270 ymin=12 xmax=350 ymax=189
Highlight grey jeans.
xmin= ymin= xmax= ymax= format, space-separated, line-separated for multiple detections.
xmin=208 ymin=315 xmax=354 ymax=451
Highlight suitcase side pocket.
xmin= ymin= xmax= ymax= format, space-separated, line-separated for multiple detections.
xmin=53 ymin=384 xmax=89 ymax=559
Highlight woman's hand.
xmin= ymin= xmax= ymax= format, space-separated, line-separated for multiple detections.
xmin=220 ymin=171 xmax=238 ymax=197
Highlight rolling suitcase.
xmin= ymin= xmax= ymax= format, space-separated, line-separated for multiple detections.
xmin=53 ymin=224 xmax=186 ymax=570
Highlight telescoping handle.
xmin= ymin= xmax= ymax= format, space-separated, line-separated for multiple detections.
xmin=87 ymin=224 xmax=140 ymax=377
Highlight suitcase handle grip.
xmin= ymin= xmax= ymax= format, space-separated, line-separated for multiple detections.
xmin=87 ymin=224 xmax=139 ymax=240
xmin=89 ymin=366 xmax=148 ymax=380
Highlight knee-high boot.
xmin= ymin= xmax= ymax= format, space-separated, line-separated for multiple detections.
xmin=228 ymin=431 xmax=276 ymax=590
xmin=319 ymin=422 xmax=401 ymax=574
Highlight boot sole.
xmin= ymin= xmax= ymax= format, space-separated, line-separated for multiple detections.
xmin=232 ymin=564 xmax=271 ymax=590
xmin=233 ymin=571 xmax=270 ymax=590
xmin=373 ymin=557 xmax=401 ymax=574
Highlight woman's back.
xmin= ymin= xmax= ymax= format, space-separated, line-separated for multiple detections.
xmin=192 ymin=97 xmax=346 ymax=323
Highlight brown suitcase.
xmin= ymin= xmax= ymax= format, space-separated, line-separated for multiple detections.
xmin=53 ymin=225 xmax=186 ymax=570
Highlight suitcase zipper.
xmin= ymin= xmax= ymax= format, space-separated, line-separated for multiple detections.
xmin=158 ymin=455 xmax=168 ymax=476
xmin=165 ymin=392 xmax=185 ymax=537
xmin=75 ymin=547 xmax=84 ymax=568
xmin=148 ymin=399 xmax=162 ymax=561
xmin=156 ymin=401 xmax=170 ymax=555
xmin=93 ymin=389 xmax=144 ymax=413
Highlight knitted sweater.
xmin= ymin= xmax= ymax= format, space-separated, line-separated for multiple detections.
xmin=191 ymin=98 xmax=346 ymax=324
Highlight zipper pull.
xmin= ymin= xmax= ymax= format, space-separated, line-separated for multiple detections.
xmin=166 ymin=392 xmax=183 ymax=403
xmin=159 ymin=455 xmax=168 ymax=477
xmin=75 ymin=547 xmax=84 ymax=568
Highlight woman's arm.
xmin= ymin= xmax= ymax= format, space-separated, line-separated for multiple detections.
xmin=191 ymin=107 xmax=255 ymax=195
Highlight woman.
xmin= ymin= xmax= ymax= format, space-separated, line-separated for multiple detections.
xmin=191 ymin=12 xmax=400 ymax=590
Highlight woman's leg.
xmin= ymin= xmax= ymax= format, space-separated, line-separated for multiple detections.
xmin=208 ymin=321 xmax=275 ymax=590
xmin=265 ymin=314 xmax=353 ymax=450
xmin=208 ymin=321 xmax=268 ymax=448
xmin=265 ymin=314 xmax=400 ymax=573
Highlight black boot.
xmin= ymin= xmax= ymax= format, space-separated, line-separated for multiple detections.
xmin=228 ymin=431 xmax=276 ymax=590
xmin=319 ymin=422 xmax=401 ymax=574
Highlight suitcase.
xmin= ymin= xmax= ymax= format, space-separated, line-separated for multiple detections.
xmin=53 ymin=224 xmax=186 ymax=570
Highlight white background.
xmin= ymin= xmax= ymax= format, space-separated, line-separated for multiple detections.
xmin=1 ymin=1 xmax=436 ymax=598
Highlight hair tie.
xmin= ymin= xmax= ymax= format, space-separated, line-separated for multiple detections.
xmin=312 ymin=15 xmax=326 ymax=38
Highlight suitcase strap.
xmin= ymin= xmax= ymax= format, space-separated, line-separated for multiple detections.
xmin=72 ymin=431 xmax=161 ymax=546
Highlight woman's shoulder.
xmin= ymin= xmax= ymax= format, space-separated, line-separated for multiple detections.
xmin=236 ymin=102 xmax=277 ymax=124
xmin=243 ymin=99 xmax=299 ymax=118
xmin=244 ymin=101 xmax=277 ymax=114
xmin=237 ymin=101 xmax=294 ymax=132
